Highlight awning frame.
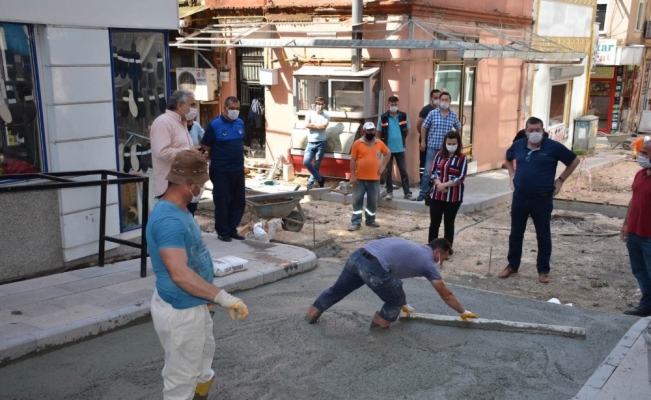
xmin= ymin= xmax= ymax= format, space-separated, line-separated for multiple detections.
xmin=172 ymin=17 xmax=586 ymax=61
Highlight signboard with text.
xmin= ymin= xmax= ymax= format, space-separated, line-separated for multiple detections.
xmin=596 ymin=39 xmax=617 ymax=65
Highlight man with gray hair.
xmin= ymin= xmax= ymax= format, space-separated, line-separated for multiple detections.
xmin=201 ymin=96 xmax=246 ymax=242
xmin=151 ymin=89 xmax=204 ymax=215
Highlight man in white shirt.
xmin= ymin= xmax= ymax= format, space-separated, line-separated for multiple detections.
xmin=303 ymin=96 xmax=330 ymax=188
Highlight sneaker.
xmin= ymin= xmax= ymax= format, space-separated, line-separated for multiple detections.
xmin=217 ymin=234 xmax=232 ymax=242
xmin=623 ymin=306 xmax=651 ymax=317
xmin=415 ymin=194 xmax=426 ymax=202
xmin=385 ymin=192 xmax=393 ymax=200
xmin=318 ymin=177 xmax=326 ymax=188
xmin=404 ymin=192 xmax=413 ymax=200
xmin=347 ymin=224 xmax=361 ymax=231
xmin=366 ymin=221 xmax=380 ymax=228
xmin=230 ymin=232 xmax=245 ymax=240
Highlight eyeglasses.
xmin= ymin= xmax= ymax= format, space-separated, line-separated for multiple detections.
xmin=526 ymin=150 xmax=533 ymax=162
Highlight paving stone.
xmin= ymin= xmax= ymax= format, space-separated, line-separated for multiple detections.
xmin=7 ymin=302 xmax=66 ymax=319
xmin=0 ymin=273 xmax=82 ymax=295
xmin=67 ymin=266 xmax=123 ymax=279
xmin=0 ymin=322 xmax=42 ymax=341
xmin=99 ymin=289 xmax=152 ymax=311
xmin=55 ymin=270 xmax=144 ymax=293
xmin=582 ymin=363 xmax=616 ymax=389
xmin=49 ymin=288 xmax=121 ymax=309
xmin=0 ymin=286 xmax=74 ymax=310
xmin=26 ymin=304 xmax=108 ymax=330
xmin=0 ymin=335 xmax=37 ymax=364
xmin=103 ymin=275 xmax=155 ymax=294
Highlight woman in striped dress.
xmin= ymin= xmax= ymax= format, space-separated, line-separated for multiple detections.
xmin=428 ymin=131 xmax=468 ymax=249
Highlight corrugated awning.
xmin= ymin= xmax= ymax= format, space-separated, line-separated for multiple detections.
xmin=171 ymin=17 xmax=586 ymax=61
xmin=179 ymin=4 xmax=210 ymax=19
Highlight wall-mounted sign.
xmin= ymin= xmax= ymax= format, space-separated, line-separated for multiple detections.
xmin=596 ymin=39 xmax=617 ymax=65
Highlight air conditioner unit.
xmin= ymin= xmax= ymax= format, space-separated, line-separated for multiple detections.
xmin=176 ymin=68 xmax=218 ymax=101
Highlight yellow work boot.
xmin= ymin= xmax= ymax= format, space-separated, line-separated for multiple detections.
xmin=193 ymin=376 xmax=215 ymax=400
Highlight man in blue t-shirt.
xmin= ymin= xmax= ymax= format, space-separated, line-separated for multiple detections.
xmin=499 ymin=116 xmax=580 ymax=284
xmin=377 ymin=96 xmax=413 ymax=200
xmin=201 ymin=96 xmax=246 ymax=242
xmin=147 ymin=150 xmax=249 ymax=400
xmin=305 ymin=237 xmax=478 ymax=329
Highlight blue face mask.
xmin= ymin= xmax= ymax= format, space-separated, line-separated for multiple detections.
xmin=639 ymin=155 xmax=651 ymax=169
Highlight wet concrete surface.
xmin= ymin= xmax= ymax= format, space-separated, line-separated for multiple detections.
xmin=0 ymin=260 xmax=637 ymax=400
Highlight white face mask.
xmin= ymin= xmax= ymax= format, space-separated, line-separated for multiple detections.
xmin=185 ymin=107 xmax=197 ymax=121
xmin=528 ymin=132 xmax=543 ymax=144
xmin=389 ymin=106 xmax=398 ymax=113
xmin=440 ymin=101 xmax=450 ymax=110
xmin=638 ymin=155 xmax=651 ymax=169
xmin=446 ymin=144 xmax=458 ymax=152
xmin=227 ymin=109 xmax=239 ymax=120
xmin=188 ymin=184 xmax=201 ymax=204
xmin=315 ymin=105 xmax=323 ymax=111
xmin=433 ymin=99 xmax=440 ymax=106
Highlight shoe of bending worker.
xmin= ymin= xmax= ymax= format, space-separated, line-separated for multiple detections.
xmin=193 ymin=376 xmax=215 ymax=400
xmin=370 ymin=312 xmax=391 ymax=329
xmin=305 ymin=305 xmax=322 ymax=324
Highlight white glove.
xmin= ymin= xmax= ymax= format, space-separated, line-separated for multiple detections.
xmin=401 ymin=303 xmax=414 ymax=317
xmin=214 ymin=290 xmax=240 ymax=308
xmin=460 ymin=310 xmax=478 ymax=322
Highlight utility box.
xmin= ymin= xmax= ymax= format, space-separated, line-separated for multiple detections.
xmin=573 ymin=115 xmax=598 ymax=156
xmin=259 ymin=68 xmax=278 ymax=86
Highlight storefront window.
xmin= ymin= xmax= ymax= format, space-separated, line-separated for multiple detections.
xmin=0 ymin=23 xmax=43 ymax=176
xmin=549 ymin=82 xmax=570 ymax=127
xmin=297 ymin=78 xmax=327 ymax=111
xmin=110 ymin=30 xmax=167 ymax=230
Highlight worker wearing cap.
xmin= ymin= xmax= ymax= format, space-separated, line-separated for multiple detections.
xmin=147 ymin=150 xmax=249 ymax=400
xmin=305 ymin=237 xmax=478 ymax=328
xmin=347 ymin=122 xmax=391 ymax=231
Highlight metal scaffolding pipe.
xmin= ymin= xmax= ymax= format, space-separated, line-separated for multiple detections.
xmin=351 ymin=0 xmax=363 ymax=72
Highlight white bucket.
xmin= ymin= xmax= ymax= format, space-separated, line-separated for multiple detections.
xmin=645 ymin=325 xmax=651 ymax=383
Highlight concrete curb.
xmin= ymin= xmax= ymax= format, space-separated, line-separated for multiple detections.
xmin=572 ymin=317 xmax=651 ymax=399
xmin=0 ymin=247 xmax=318 ymax=365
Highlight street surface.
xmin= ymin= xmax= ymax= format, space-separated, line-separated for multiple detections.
xmin=0 ymin=259 xmax=635 ymax=400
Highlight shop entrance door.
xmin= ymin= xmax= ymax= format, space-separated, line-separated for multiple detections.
xmin=434 ymin=64 xmax=476 ymax=157
xmin=236 ymin=48 xmax=266 ymax=158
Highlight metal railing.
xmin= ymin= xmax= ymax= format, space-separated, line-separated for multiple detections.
xmin=0 ymin=170 xmax=149 ymax=277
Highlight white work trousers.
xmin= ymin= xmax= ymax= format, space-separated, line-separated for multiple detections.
xmin=151 ymin=290 xmax=216 ymax=400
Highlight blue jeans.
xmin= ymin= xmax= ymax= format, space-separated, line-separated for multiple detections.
xmin=313 ymin=249 xmax=406 ymax=321
xmin=351 ymin=180 xmax=379 ymax=226
xmin=627 ymin=233 xmax=651 ymax=309
xmin=304 ymin=141 xmax=326 ymax=185
xmin=419 ymin=147 xmax=439 ymax=196
xmin=507 ymin=191 xmax=553 ymax=274
xmin=383 ymin=152 xmax=411 ymax=195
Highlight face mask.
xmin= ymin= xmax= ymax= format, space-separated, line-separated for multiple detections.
xmin=227 ymin=109 xmax=239 ymax=120
xmin=440 ymin=101 xmax=450 ymax=110
xmin=529 ymin=132 xmax=543 ymax=144
xmin=638 ymin=155 xmax=651 ymax=169
xmin=185 ymin=107 xmax=197 ymax=121
xmin=446 ymin=144 xmax=458 ymax=152
xmin=389 ymin=106 xmax=398 ymax=113
xmin=187 ymin=185 xmax=201 ymax=204
xmin=364 ymin=133 xmax=375 ymax=141
xmin=433 ymin=99 xmax=440 ymax=106
xmin=316 ymin=105 xmax=323 ymax=111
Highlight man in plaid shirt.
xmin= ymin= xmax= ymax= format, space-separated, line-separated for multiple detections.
xmin=417 ymin=92 xmax=461 ymax=201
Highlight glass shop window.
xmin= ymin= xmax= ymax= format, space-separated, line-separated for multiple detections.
xmin=331 ymin=80 xmax=364 ymax=113
xmin=297 ymin=78 xmax=328 ymax=111
xmin=110 ymin=30 xmax=168 ymax=230
xmin=549 ymin=82 xmax=570 ymax=127
xmin=0 ymin=23 xmax=43 ymax=176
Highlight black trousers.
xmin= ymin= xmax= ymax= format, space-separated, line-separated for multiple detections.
xmin=428 ymin=200 xmax=462 ymax=245
xmin=210 ymin=170 xmax=245 ymax=237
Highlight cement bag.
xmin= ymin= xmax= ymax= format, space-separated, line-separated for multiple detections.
xmin=213 ymin=256 xmax=249 ymax=277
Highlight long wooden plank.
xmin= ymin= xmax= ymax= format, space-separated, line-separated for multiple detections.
xmin=400 ymin=312 xmax=586 ymax=339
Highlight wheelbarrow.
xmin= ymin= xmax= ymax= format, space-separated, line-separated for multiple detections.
xmin=245 ymin=187 xmax=310 ymax=232
xmin=605 ymin=133 xmax=633 ymax=149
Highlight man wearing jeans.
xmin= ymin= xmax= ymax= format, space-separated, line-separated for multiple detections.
xmin=304 ymin=97 xmax=329 ymax=188
xmin=347 ymin=122 xmax=390 ymax=231
xmin=417 ymin=92 xmax=461 ymax=201
xmin=620 ymin=139 xmax=651 ymax=317
xmin=304 ymin=237 xmax=477 ymax=329
xmin=499 ymin=117 xmax=579 ymax=284
xmin=377 ymin=95 xmax=412 ymax=200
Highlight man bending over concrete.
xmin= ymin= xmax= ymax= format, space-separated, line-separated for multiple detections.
xmin=305 ymin=237 xmax=477 ymax=328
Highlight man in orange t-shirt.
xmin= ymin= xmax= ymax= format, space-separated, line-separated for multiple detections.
xmin=348 ymin=122 xmax=391 ymax=231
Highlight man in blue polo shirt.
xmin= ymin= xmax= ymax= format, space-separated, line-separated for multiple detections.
xmin=377 ymin=95 xmax=413 ymax=200
xmin=202 ymin=96 xmax=246 ymax=242
xmin=499 ymin=116 xmax=580 ymax=283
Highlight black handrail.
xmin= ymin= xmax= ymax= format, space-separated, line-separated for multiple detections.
xmin=0 ymin=170 xmax=149 ymax=277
